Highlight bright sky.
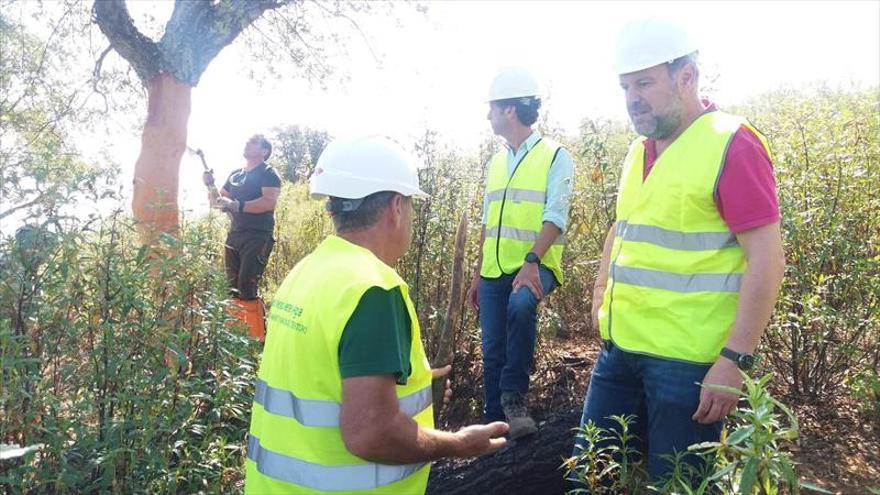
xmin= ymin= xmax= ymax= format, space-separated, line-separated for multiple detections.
xmin=15 ymin=1 xmax=880 ymax=224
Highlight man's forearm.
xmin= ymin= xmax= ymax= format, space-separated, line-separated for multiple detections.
xmin=241 ymin=196 xmax=276 ymax=214
xmin=473 ymin=227 xmax=486 ymax=273
xmin=725 ymin=223 xmax=785 ymax=354
xmin=725 ymin=255 xmax=785 ymax=354
xmin=350 ymin=410 xmax=464 ymax=465
xmin=341 ymin=375 xmax=469 ymax=464
xmin=529 ymin=221 xmax=563 ymax=259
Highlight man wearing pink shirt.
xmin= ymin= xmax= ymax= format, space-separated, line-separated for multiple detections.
xmin=574 ymin=18 xmax=786 ymax=485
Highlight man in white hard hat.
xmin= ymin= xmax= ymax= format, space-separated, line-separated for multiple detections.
xmin=467 ymin=67 xmax=573 ymax=439
xmin=574 ymin=18 xmax=785 ymax=483
xmin=245 ymin=136 xmax=509 ymax=494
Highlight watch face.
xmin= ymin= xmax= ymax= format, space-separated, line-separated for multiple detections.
xmin=738 ymin=354 xmax=755 ymax=370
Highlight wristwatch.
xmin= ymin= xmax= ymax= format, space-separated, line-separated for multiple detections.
xmin=719 ymin=347 xmax=756 ymax=371
xmin=524 ymin=252 xmax=540 ymax=265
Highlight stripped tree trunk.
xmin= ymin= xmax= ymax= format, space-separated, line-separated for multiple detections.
xmin=131 ymin=73 xmax=191 ymax=245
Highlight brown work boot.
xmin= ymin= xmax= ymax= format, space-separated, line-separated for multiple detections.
xmin=501 ymin=392 xmax=537 ymax=439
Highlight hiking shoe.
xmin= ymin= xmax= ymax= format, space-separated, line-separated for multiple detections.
xmin=501 ymin=392 xmax=537 ymax=439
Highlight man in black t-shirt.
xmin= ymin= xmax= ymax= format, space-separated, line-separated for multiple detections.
xmin=202 ymin=134 xmax=282 ymax=340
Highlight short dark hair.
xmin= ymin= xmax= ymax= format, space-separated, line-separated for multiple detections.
xmin=666 ymin=52 xmax=699 ymax=82
xmin=256 ymin=134 xmax=272 ymax=160
xmin=327 ymin=191 xmax=398 ymax=232
xmin=493 ymin=96 xmax=542 ymax=126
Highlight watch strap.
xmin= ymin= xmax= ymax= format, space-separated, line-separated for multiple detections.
xmin=719 ymin=347 xmax=741 ymax=362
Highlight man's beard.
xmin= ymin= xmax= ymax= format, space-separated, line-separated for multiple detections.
xmin=629 ymin=101 xmax=683 ymax=140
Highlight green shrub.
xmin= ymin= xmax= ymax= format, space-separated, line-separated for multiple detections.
xmin=1 ymin=212 xmax=258 ymax=493
xmin=734 ymin=87 xmax=880 ymax=399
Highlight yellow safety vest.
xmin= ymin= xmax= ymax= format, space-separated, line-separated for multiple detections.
xmin=245 ymin=235 xmax=434 ymax=494
xmin=480 ymin=139 xmax=565 ymax=284
xmin=598 ymin=111 xmax=771 ymax=363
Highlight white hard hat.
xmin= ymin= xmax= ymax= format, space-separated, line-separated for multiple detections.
xmin=487 ymin=66 xmax=540 ymax=101
xmin=614 ymin=18 xmax=698 ymax=75
xmin=310 ymin=135 xmax=427 ymax=200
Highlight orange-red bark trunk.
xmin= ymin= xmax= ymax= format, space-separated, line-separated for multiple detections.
xmin=131 ymin=72 xmax=192 ymax=245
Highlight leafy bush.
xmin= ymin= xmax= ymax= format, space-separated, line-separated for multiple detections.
xmin=1 ymin=212 xmax=258 ymax=493
xmin=734 ymin=87 xmax=880 ymax=400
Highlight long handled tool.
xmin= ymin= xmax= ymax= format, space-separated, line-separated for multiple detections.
xmin=186 ymin=145 xmax=222 ymax=204
xmin=186 ymin=145 xmax=234 ymax=221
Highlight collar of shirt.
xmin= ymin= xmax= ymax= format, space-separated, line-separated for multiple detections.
xmin=506 ymin=130 xmax=542 ymax=175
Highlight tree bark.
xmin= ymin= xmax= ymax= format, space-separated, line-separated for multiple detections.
xmin=431 ymin=210 xmax=469 ymax=416
xmin=427 ymin=408 xmax=581 ymax=495
xmin=131 ymin=72 xmax=191 ymax=244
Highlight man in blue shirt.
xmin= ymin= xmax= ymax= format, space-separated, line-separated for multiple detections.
xmin=467 ymin=67 xmax=574 ymax=439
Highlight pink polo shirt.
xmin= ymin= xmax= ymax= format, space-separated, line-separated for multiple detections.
xmin=643 ymin=104 xmax=780 ymax=233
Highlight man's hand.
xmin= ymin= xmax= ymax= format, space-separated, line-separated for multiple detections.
xmin=202 ymin=171 xmax=215 ymax=186
xmin=467 ymin=273 xmax=480 ymax=312
xmin=452 ymin=422 xmax=509 ymax=457
xmin=432 ymin=365 xmax=453 ymax=408
xmin=692 ymin=358 xmax=744 ymax=424
xmin=512 ymin=262 xmax=543 ymax=299
xmin=214 ymin=196 xmax=240 ymax=213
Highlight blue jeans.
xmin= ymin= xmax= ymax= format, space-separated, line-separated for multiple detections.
xmin=478 ymin=265 xmax=557 ymax=422
xmin=574 ymin=341 xmax=722 ymax=483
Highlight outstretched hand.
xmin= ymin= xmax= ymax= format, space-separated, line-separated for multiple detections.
xmin=454 ymin=422 xmax=509 ymax=457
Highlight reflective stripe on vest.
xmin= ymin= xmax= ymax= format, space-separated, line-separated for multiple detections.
xmin=598 ymin=111 xmax=771 ymax=363
xmin=480 ymin=138 xmax=565 ymax=284
xmin=485 ymin=225 xmax=566 ymax=245
xmin=248 ymin=435 xmax=427 ymax=492
xmin=616 ymin=220 xmax=738 ymax=251
xmin=254 ymin=378 xmax=432 ymax=427
xmin=610 ymin=264 xmax=743 ymax=293
xmin=485 ymin=188 xmax=547 ymax=203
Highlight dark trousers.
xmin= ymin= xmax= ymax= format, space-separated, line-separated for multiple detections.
xmin=574 ymin=341 xmax=722 ymax=484
xmin=224 ymin=231 xmax=274 ymax=300
xmin=477 ymin=265 xmax=558 ymax=422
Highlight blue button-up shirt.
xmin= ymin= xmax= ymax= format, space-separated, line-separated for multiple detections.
xmin=481 ymin=131 xmax=573 ymax=231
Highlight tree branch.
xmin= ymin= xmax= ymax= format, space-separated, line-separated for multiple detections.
xmin=0 ymin=192 xmax=51 ymax=221
xmin=159 ymin=0 xmax=292 ymax=86
xmin=92 ymin=0 xmax=161 ymax=83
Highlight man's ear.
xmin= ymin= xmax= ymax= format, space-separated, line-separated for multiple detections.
xmin=678 ymin=62 xmax=697 ymax=92
xmin=390 ymin=193 xmax=404 ymax=226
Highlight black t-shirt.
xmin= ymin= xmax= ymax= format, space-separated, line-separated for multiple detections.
xmin=222 ymin=162 xmax=282 ymax=233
